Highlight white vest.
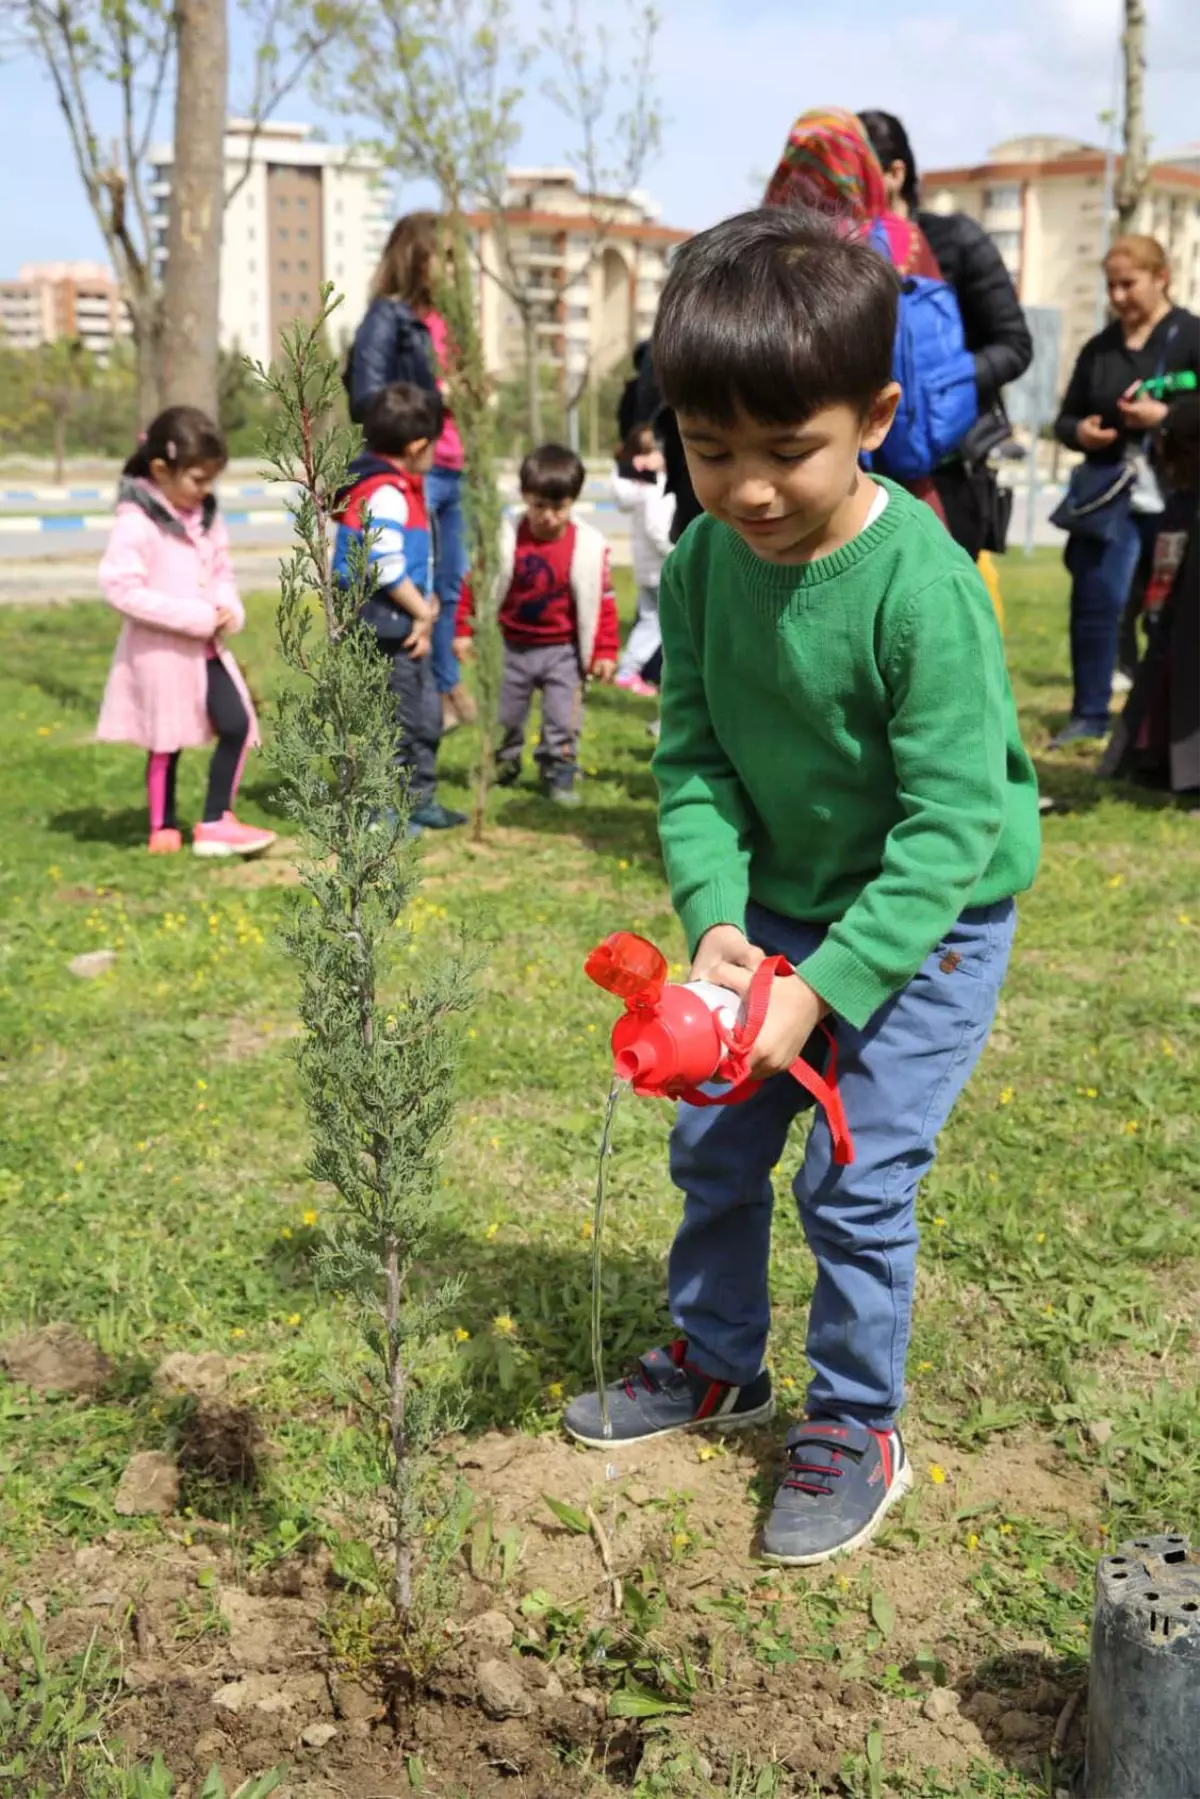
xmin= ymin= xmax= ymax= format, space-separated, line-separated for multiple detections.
xmin=494 ymin=514 xmax=608 ymax=670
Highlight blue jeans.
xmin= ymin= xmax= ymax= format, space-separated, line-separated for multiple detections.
xmin=425 ymin=464 xmax=467 ymax=695
xmin=667 ymin=899 xmax=1016 ymax=1430
xmin=1065 ymin=510 xmax=1157 ymax=729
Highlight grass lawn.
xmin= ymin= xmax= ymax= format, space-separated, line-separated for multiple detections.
xmin=0 ymin=554 xmax=1197 ymax=1799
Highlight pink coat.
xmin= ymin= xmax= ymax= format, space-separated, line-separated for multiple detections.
xmin=96 ymin=484 xmax=259 ymax=754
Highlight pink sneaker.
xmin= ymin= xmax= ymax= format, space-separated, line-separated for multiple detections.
xmin=192 ymin=813 xmax=276 ymax=859
xmin=148 ymin=828 xmax=183 ymax=854
xmin=614 ymin=671 xmax=658 ymax=697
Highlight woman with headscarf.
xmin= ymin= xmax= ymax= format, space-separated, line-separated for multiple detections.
xmin=761 ymin=107 xmax=950 ymax=523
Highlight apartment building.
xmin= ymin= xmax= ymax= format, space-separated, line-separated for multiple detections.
xmin=149 ymin=121 xmax=393 ymax=366
xmin=923 ymin=136 xmax=1200 ymax=385
xmin=467 ymin=168 xmax=689 ymax=386
xmin=0 ymin=261 xmax=129 ymax=358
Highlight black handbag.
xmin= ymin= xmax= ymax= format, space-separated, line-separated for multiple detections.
xmin=1049 ymin=459 xmax=1137 ymax=544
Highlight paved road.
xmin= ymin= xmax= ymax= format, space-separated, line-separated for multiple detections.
xmin=0 ymin=483 xmax=1063 ymax=606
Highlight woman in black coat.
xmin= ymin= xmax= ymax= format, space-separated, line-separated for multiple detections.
xmin=346 ymin=213 xmax=475 ymax=731
xmin=859 ymin=110 xmax=1033 ymax=561
xmin=1051 ymin=237 xmax=1199 ymax=746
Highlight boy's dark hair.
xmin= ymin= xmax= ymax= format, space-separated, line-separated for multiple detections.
xmin=363 ymin=381 xmax=444 ymax=456
xmin=652 ymin=209 xmax=898 ymax=429
xmin=520 ymin=443 xmax=585 ymax=502
xmin=124 ymin=405 xmax=226 ymax=479
xmin=859 ymin=110 xmax=920 ymax=212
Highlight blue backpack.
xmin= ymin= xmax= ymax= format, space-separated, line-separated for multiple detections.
xmin=867 ymin=220 xmax=977 ymax=481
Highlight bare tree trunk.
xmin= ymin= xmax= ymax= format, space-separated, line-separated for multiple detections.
xmin=133 ymin=300 xmax=165 ymax=425
xmin=161 ymin=0 xmax=228 ymax=416
xmin=1115 ymin=0 xmax=1148 ymax=235
xmin=52 ymin=412 xmax=66 ymax=486
xmin=522 ymin=312 xmax=542 ymax=444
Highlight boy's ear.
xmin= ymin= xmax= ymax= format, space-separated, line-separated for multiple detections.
xmin=408 ymin=437 xmax=431 ymax=459
xmin=859 ymin=383 xmax=902 ymax=454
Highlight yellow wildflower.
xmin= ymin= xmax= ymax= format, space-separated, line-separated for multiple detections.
xmin=136 ymin=1140 xmax=147 ymax=1152
xmin=454 ymin=1327 xmax=471 ymax=1343
xmin=286 ymin=1313 xmax=302 ymax=1326
xmin=467 ymin=1027 xmax=477 ymax=1039
xmin=547 ymin=1381 xmax=564 ymax=1401
xmin=1179 ymin=913 xmax=1192 ymax=926
xmin=917 ymin=1360 xmax=933 ymax=1373
xmin=999 ymin=1086 xmax=1014 ymax=1105
xmin=1086 ymin=1087 xmax=1098 ymax=1098
xmin=280 ymin=1227 xmax=293 ymax=1240
xmin=73 ymin=1160 xmax=84 ymax=1174
xmin=929 ymin=1464 xmax=947 ymax=1485
xmin=781 ymin=1375 xmax=797 ymax=1390
xmin=36 ymin=726 xmax=51 ymax=737
xmin=1036 ymin=1231 xmax=1046 ymax=1244
xmin=966 ymin=1532 xmax=980 ymax=1551
xmin=1121 ymin=1120 xmax=1139 ymax=1136
xmin=580 ymin=1219 xmax=593 ymax=1240
xmin=1161 ymin=1038 xmax=1175 ymax=1058
xmin=229 ymin=1327 xmax=246 ymax=1340
xmin=485 ymin=1221 xmax=500 ymax=1241
xmin=489 ymin=1136 xmax=500 ymax=1150
xmin=196 ymin=1078 xmax=207 ymax=1092
xmin=493 ymin=1313 xmax=516 ymax=1335
xmin=618 ymin=859 xmax=629 ymax=871
xmin=1106 ymin=873 xmax=1123 ymax=889
xmin=1043 ymin=1302 xmax=1054 ymax=1315
xmin=302 ymin=1209 xmax=319 ymax=1227
xmin=696 ymin=1445 xmax=719 ymax=1463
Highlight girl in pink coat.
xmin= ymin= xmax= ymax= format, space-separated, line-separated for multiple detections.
xmin=97 ymin=406 xmax=275 ymax=857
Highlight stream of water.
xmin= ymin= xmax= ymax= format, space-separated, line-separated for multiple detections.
xmin=589 ymin=1076 xmax=627 ymax=1441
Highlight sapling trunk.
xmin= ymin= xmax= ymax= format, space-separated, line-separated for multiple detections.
xmin=257 ymin=292 xmax=475 ymax=1633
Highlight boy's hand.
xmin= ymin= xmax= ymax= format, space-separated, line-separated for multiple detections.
xmin=746 ymin=972 xmax=826 ymax=1080
xmin=453 ymin=634 xmax=474 ymax=663
xmin=214 ymin=605 xmax=235 ymax=634
xmin=427 ymin=592 xmax=441 ymax=619
xmin=1077 ymin=414 xmax=1119 ymax=452
xmin=691 ymin=924 xmax=765 ymax=998
xmin=408 ymin=617 xmax=433 ymax=659
xmin=591 ymin=658 xmax=616 ymax=683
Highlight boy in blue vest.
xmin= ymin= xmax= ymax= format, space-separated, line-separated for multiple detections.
xmin=333 ymin=382 xmax=466 ymax=832
xmin=563 ymin=210 xmax=1041 ymax=1565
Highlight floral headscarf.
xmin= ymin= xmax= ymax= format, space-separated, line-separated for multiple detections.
xmin=763 ymin=107 xmax=889 ymax=220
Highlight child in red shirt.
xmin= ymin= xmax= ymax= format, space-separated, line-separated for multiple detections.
xmin=455 ymin=444 xmax=619 ymax=803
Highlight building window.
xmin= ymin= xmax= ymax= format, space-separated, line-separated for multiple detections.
xmin=247 ymin=226 xmax=255 ymax=242
xmin=984 ymin=184 xmax=1021 ymax=211
xmin=335 ymin=232 xmax=343 ymax=247
xmin=279 ymin=259 xmax=290 ymax=272
xmin=297 ymin=259 xmax=309 ymax=273
xmin=297 ymin=196 xmax=308 ymax=210
xmin=297 ymin=227 xmax=308 ymax=241
xmin=989 ymin=230 xmax=1021 ymax=261
xmin=280 ymin=291 xmax=292 ymax=305
xmin=248 ymin=258 xmax=256 ymax=273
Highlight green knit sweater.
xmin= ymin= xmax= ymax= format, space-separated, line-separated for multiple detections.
xmin=652 ymin=481 xmax=1041 ymax=1028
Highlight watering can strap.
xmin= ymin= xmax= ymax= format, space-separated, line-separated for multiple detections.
xmin=679 ymin=957 xmax=856 ymax=1166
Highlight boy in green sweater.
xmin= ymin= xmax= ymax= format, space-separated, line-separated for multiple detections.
xmin=564 ymin=209 xmax=1041 ymax=1564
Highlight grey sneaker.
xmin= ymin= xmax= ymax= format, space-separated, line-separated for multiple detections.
xmin=563 ymin=1340 xmax=773 ymax=1449
xmin=761 ymin=1419 xmax=912 ymax=1565
xmin=543 ymin=782 xmax=582 ymax=808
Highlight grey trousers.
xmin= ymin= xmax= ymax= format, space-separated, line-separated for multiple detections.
xmin=498 ymin=641 xmax=583 ymax=785
xmin=387 ymin=644 xmax=442 ymax=809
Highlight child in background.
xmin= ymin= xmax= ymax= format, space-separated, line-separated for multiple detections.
xmin=455 ymin=445 xmax=619 ymax=805
xmin=96 ymin=407 xmax=275 ymax=859
xmin=332 ymin=382 xmax=466 ymax=835
xmin=612 ymin=423 xmax=676 ymax=695
xmin=564 ymin=211 xmax=1041 ymax=1564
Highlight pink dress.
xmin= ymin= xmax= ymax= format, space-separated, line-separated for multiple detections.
xmin=96 ymin=484 xmax=259 ymax=754
xmin=421 ymin=310 xmax=464 ymax=472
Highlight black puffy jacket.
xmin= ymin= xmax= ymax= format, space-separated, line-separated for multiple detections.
xmin=345 ymin=297 xmax=437 ymax=424
xmin=920 ymin=211 xmax=1033 ymax=408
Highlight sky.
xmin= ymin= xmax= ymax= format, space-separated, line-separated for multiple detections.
xmin=2 ymin=0 xmax=1197 ymax=271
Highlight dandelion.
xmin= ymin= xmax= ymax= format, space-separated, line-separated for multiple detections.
xmin=489 ymin=1136 xmax=500 ymax=1150
xmin=696 ymin=1445 xmax=719 ymax=1463
xmin=1036 ymin=1231 xmax=1046 ymax=1244
xmin=302 ymin=1209 xmax=319 ymax=1227
xmin=73 ymin=1160 xmax=84 ymax=1174
xmin=287 ymin=1313 xmax=302 ymax=1326
xmin=781 ymin=1375 xmax=797 ymax=1390
xmin=47 ymin=866 xmax=61 ymax=879
xmin=36 ymin=725 xmax=51 ymax=737
xmin=280 ymin=1226 xmax=293 ymax=1240
xmin=136 ymin=1140 xmax=147 ymax=1152
xmin=229 ymin=1327 xmax=246 ymax=1340
xmin=547 ymin=1381 xmax=564 ymax=1401
xmin=929 ymin=1464 xmax=947 ymax=1485
xmin=587 ymin=1023 xmax=596 ymax=1033
xmin=618 ymin=859 xmax=629 ymax=871
xmin=1161 ymin=1039 xmax=1175 ymax=1058
xmin=467 ymin=1027 xmax=477 ymax=1039
xmin=999 ymin=1522 xmax=1013 ymax=1536
xmin=933 ymin=1215 xmax=946 ymax=1228
xmin=493 ymin=1313 xmax=516 ymax=1335
xmin=196 ymin=1078 xmax=207 ymax=1092
xmin=1086 ymin=1087 xmax=1098 ymax=1099
xmin=999 ymin=1086 xmax=1014 ymax=1105
xmin=1106 ymin=873 xmax=1123 ymax=889
xmin=917 ymin=1361 xmax=933 ymax=1374
xmin=966 ymin=1532 xmax=980 ymax=1551
xmin=454 ymin=1327 xmax=471 ymax=1343
xmin=1121 ymin=1120 xmax=1139 ymax=1136
xmin=1043 ymin=1302 xmax=1054 ymax=1315
xmin=580 ymin=1219 xmax=593 ymax=1240
xmin=1179 ymin=913 xmax=1192 ymax=926
xmin=672 ymin=1529 xmax=692 ymax=1547
xmin=485 ymin=1221 xmax=500 ymax=1241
